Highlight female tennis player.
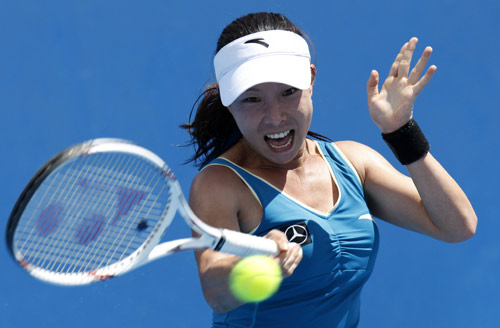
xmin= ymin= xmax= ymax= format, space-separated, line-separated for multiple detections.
xmin=182 ymin=12 xmax=477 ymax=327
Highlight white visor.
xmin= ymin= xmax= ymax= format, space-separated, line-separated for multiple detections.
xmin=214 ymin=30 xmax=312 ymax=106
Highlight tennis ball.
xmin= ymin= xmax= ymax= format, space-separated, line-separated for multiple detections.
xmin=229 ymin=255 xmax=282 ymax=303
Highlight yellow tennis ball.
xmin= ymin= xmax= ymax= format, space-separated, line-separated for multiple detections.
xmin=229 ymin=255 xmax=282 ymax=303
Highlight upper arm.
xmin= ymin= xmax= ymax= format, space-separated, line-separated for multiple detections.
xmin=189 ymin=165 xmax=242 ymax=232
xmin=189 ymin=165 xmax=244 ymax=268
xmin=336 ymin=141 xmax=441 ymax=238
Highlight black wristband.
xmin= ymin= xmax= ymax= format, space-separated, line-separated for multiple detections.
xmin=382 ymin=119 xmax=430 ymax=165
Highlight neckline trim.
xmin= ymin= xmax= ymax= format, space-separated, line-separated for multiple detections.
xmin=219 ymin=141 xmax=341 ymax=217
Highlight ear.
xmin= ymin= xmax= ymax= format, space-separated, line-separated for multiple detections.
xmin=309 ymin=64 xmax=317 ymax=95
xmin=310 ymin=64 xmax=317 ymax=85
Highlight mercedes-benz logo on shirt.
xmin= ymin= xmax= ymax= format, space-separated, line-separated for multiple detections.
xmin=279 ymin=221 xmax=311 ymax=245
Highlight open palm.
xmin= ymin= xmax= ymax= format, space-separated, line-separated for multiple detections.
xmin=367 ymin=37 xmax=437 ymax=133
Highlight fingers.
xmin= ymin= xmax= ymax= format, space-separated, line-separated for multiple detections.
xmin=397 ymin=37 xmax=418 ymax=78
xmin=367 ymin=70 xmax=380 ymax=100
xmin=264 ymin=229 xmax=289 ymax=251
xmin=386 ymin=38 xmax=435 ymax=88
xmin=277 ymin=242 xmax=302 ymax=277
xmin=388 ymin=42 xmax=407 ymax=78
xmin=264 ymin=229 xmax=303 ymax=278
xmin=388 ymin=54 xmax=402 ymax=77
xmin=409 ymin=46 xmax=433 ymax=84
xmin=413 ymin=65 xmax=437 ymax=95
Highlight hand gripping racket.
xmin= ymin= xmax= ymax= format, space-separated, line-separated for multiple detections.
xmin=6 ymin=139 xmax=279 ymax=286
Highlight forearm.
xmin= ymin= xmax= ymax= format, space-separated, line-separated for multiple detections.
xmin=406 ymin=152 xmax=477 ymax=242
xmin=345 ymin=140 xmax=477 ymax=243
xmin=196 ymin=231 xmax=302 ymax=312
xmin=197 ymin=252 xmax=244 ymax=313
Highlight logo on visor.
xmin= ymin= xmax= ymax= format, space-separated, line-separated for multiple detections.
xmin=244 ymin=38 xmax=269 ymax=48
xmin=279 ymin=221 xmax=311 ymax=245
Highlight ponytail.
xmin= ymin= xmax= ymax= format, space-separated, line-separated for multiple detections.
xmin=180 ymin=83 xmax=241 ymax=168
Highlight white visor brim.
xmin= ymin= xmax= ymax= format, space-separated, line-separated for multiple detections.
xmin=214 ymin=30 xmax=311 ymax=106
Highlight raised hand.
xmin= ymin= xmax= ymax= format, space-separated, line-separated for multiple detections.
xmin=366 ymin=37 xmax=437 ymax=133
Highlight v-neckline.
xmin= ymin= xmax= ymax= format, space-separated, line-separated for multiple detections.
xmin=220 ymin=141 xmax=341 ymax=217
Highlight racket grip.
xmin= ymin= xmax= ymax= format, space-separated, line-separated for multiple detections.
xmin=217 ymin=229 xmax=280 ymax=257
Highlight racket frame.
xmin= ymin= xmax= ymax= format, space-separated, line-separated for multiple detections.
xmin=7 ymin=139 xmax=278 ymax=286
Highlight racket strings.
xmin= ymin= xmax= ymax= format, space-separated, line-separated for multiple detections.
xmin=65 ymin=153 xmax=166 ymax=274
xmin=61 ymin=152 xmax=135 ymax=273
xmin=83 ymin=154 xmax=157 ymax=273
xmin=94 ymin=157 xmax=171 ymax=272
xmin=100 ymin=163 xmax=167 ymax=269
xmin=18 ymin=153 xmax=95 ymax=268
xmin=14 ymin=149 xmax=171 ymax=276
xmin=49 ymin=152 xmax=122 ymax=273
xmin=23 ymin=152 xmax=117 ymax=272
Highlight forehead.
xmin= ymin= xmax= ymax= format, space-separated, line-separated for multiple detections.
xmin=241 ymin=82 xmax=293 ymax=93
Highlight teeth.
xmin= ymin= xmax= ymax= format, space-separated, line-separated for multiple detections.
xmin=266 ymin=130 xmax=291 ymax=139
xmin=269 ymin=136 xmax=293 ymax=149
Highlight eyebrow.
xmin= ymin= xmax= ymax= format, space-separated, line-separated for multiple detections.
xmin=241 ymin=83 xmax=292 ymax=97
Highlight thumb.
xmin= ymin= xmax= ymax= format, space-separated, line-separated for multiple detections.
xmin=366 ymin=70 xmax=379 ymax=100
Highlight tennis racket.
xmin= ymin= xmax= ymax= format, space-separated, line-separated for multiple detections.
xmin=6 ymin=138 xmax=279 ymax=286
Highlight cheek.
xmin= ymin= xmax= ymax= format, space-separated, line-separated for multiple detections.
xmin=299 ymin=97 xmax=314 ymax=127
xmin=228 ymin=107 xmax=259 ymax=135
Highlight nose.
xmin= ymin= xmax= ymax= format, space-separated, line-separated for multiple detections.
xmin=263 ymin=97 xmax=286 ymax=126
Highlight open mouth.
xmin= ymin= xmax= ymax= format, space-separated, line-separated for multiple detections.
xmin=264 ymin=129 xmax=294 ymax=150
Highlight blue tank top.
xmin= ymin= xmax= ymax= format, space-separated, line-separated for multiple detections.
xmin=208 ymin=141 xmax=379 ymax=328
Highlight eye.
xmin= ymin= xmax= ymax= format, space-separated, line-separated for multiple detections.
xmin=283 ymin=87 xmax=298 ymax=96
xmin=242 ymin=96 xmax=260 ymax=103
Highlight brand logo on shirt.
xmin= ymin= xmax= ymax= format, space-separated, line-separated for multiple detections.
xmin=244 ymin=38 xmax=270 ymax=48
xmin=279 ymin=221 xmax=311 ymax=245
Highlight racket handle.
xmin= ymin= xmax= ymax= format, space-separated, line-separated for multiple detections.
xmin=217 ymin=229 xmax=280 ymax=257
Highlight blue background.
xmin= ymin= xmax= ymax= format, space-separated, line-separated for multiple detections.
xmin=1 ymin=1 xmax=498 ymax=327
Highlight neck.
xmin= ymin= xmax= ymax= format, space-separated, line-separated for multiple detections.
xmin=232 ymin=138 xmax=315 ymax=171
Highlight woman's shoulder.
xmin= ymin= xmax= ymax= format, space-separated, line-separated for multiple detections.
xmin=329 ymin=139 xmax=364 ymax=149
xmin=188 ymin=162 xmax=245 ymax=228
xmin=334 ymin=140 xmax=387 ymax=164
xmin=191 ymin=161 xmax=242 ymax=195
xmin=321 ymin=139 xmax=371 ymax=160
xmin=328 ymin=140 xmax=383 ymax=185
xmin=190 ymin=158 xmax=263 ymax=232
